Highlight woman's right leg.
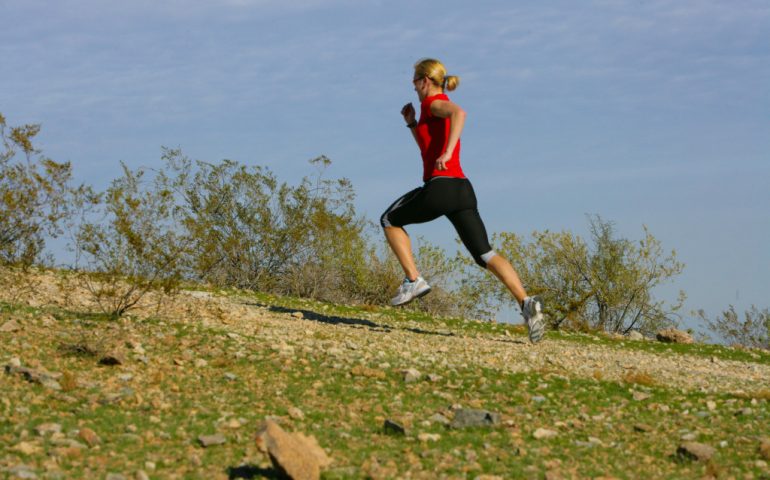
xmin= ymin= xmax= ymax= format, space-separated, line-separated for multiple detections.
xmin=383 ymin=226 xmax=419 ymax=281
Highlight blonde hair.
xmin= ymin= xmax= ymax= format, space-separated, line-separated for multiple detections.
xmin=414 ymin=58 xmax=460 ymax=92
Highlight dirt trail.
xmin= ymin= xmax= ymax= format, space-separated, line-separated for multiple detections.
xmin=4 ymin=270 xmax=769 ymax=395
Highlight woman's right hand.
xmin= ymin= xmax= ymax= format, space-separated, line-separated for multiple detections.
xmin=401 ymin=103 xmax=416 ymax=124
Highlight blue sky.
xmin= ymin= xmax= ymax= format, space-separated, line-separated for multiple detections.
xmin=2 ymin=0 xmax=769 ymax=333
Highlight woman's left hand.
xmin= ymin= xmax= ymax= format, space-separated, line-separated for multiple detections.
xmin=435 ymin=152 xmax=451 ymax=171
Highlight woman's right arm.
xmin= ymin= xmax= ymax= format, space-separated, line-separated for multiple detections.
xmin=401 ymin=103 xmax=420 ymax=148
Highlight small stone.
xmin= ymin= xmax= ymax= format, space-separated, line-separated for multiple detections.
xmin=677 ymin=442 xmax=716 ymax=462
xmin=288 ymin=407 xmax=305 ymax=420
xmin=417 ymin=433 xmax=441 ymax=442
xmin=736 ymin=408 xmax=753 ymax=416
xmin=99 ymin=352 xmax=125 ymax=366
xmin=532 ymin=396 xmax=547 ymax=403
xmin=427 ymin=374 xmax=442 ymax=382
xmin=35 ymin=423 xmax=62 ymax=436
xmin=383 ymin=419 xmax=406 ymax=436
xmin=135 ymin=471 xmax=150 ymax=480
xmin=533 ymin=428 xmax=558 ymax=440
xmin=224 ymin=372 xmax=238 ymax=381
xmin=13 ymin=441 xmax=42 ymax=455
xmin=627 ymin=331 xmax=644 ymax=341
xmin=634 ymin=423 xmax=653 ymax=433
xmin=756 ymin=460 xmax=768 ymax=468
xmin=8 ymin=357 xmax=22 ymax=367
xmin=680 ymin=433 xmax=697 ymax=441
xmin=706 ymin=400 xmax=717 ymax=411
xmin=291 ymin=311 xmax=304 ymax=319
xmin=759 ymin=439 xmax=770 ymax=460
xmin=7 ymin=465 xmax=38 ymax=479
xmin=194 ymin=358 xmax=208 ymax=368
xmin=428 ymin=413 xmax=450 ymax=425
xmin=105 ymin=474 xmax=127 ymax=480
xmin=144 ymin=462 xmax=156 ymax=471
xmin=0 ymin=319 xmax=22 ymax=332
xmin=197 ymin=434 xmax=226 ymax=447
xmin=78 ymin=427 xmax=101 ymax=447
xmin=402 ymin=368 xmax=422 ymax=383
xmin=450 ymin=409 xmax=501 ymax=429
xmin=632 ymin=391 xmax=652 ymax=401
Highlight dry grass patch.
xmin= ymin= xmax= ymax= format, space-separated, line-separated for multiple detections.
xmin=622 ymin=370 xmax=657 ymax=387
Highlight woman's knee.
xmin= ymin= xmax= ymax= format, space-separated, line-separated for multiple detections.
xmin=472 ymin=250 xmax=497 ymax=268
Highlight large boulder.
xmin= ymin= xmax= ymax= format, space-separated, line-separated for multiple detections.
xmin=255 ymin=420 xmax=332 ymax=480
xmin=656 ymin=328 xmax=693 ymax=344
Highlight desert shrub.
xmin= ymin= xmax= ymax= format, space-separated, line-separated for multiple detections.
xmin=463 ymin=216 xmax=686 ymax=334
xmin=75 ymin=162 xmax=189 ymax=317
xmin=0 ymin=113 xmax=89 ymax=266
xmin=698 ymin=305 xmax=770 ymax=350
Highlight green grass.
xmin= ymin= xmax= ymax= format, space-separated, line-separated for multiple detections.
xmin=2 ymin=291 xmax=769 ymax=479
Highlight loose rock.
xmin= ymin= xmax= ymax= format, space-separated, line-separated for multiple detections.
xmin=383 ymin=419 xmax=406 ymax=436
xmin=256 ymin=420 xmax=331 ymax=480
xmin=533 ymin=428 xmax=559 ymax=440
xmin=78 ymin=427 xmax=102 ymax=447
xmin=677 ymin=442 xmax=716 ymax=462
xmin=627 ymin=331 xmax=644 ymax=341
xmin=5 ymin=365 xmax=62 ymax=390
xmin=450 ymin=409 xmax=501 ymax=429
xmin=288 ymin=407 xmax=305 ymax=420
xmin=99 ymin=352 xmax=125 ymax=366
xmin=0 ymin=319 xmax=22 ymax=332
xmin=197 ymin=434 xmax=227 ymax=448
xmin=402 ymin=368 xmax=421 ymax=383
xmin=35 ymin=423 xmax=62 ymax=436
xmin=417 ymin=433 xmax=441 ymax=442
xmin=656 ymin=328 xmax=693 ymax=344
xmin=759 ymin=439 xmax=770 ymax=460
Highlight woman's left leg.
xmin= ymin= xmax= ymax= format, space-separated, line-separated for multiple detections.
xmin=445 ymin=208 xmax=526 ymax=305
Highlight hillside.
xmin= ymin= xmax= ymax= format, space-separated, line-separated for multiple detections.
xmin=1 ymin=270 xmax=769 ymax=479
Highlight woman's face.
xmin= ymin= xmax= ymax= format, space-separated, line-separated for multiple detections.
xmin=413 ymin=75 xmax=429 ymax=101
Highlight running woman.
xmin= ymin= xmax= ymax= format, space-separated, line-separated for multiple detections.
xmin=380 ymin=58 xmax=546 ymax=343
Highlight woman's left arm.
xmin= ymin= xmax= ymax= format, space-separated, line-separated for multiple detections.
xmin=430 ymin=99 xmax=466 ymax=170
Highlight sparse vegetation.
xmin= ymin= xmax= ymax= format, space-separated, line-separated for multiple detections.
xmin=699 ymin=305 xmax=770 ymax=351
xmin=461 ymin=216 xmax=686 ymax=335
xmin=1 ymin=274 xmax=769 ymax=479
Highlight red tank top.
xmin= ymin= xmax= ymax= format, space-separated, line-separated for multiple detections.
xmin=415 ymin=93 xmax=466 ymax=182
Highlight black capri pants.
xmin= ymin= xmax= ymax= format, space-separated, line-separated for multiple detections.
xmin=380 ymin=177 xmax=496 ymax=268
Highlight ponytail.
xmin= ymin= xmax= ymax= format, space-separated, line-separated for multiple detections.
xmin=444 ymin=75 xmax=460 ymax=91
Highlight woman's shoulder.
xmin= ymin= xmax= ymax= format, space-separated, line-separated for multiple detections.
xmin=421 ymin=93 xmax=449 ymax=106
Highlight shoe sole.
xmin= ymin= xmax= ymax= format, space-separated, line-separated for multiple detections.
xmin=527 ymin=296 xmax=545 ymax=343
xmin=528 ymin=319 xmax=545 ymax=343
xmin=391 ymin=286 xmax=432 ymax=307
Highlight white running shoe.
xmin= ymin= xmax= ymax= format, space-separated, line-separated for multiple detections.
xmin=522 ymin=296 xmax=546 ymax=344
xmin=390 ymin=276 xmax=432 ymax=306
